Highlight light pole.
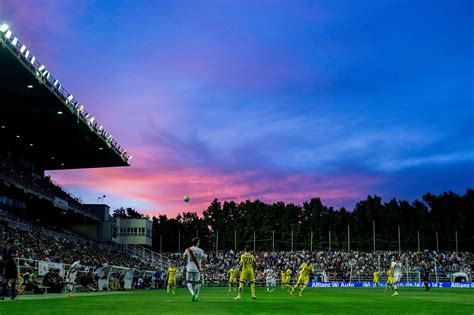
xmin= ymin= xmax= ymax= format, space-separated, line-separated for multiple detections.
xmin=97 ymin=195 xmax=106 ymax=204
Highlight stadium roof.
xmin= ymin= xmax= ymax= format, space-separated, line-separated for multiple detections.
xmin=0 ymin=24 xmax=130 ymax=170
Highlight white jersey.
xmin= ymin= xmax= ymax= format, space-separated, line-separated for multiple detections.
xmin=391 ymin=261 xmax=402 ymax=276
xmin=66 ymin=270 xmax=77 ymax=283
xmin=266 ymin=269 xmax=275 ymax=280
xmin=183 ymin=246 xmax=205 ymax=273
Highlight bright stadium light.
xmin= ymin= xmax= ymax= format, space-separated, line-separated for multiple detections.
xmin=20 ymin=45 xmax=26 ymax=53
xmin=0 ymin=24 xmax=9 ymax=32
xmin=25 ymin=50 xmax=30 ymax=58
xmin=30 ymin=56 xmax=36 ymax=64
xmin=38 ymin=65 xmax=45 ymax=71
xmin=66 ymin=95 xmax=74 ymax=102
xmin=11 ymin=37 xmax=17 ymax=46
xmin=5 ymin=30 xmax=12 ymax=39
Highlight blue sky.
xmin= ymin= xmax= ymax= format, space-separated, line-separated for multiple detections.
xmin=1 ymin=0 xmax=472 ymax=215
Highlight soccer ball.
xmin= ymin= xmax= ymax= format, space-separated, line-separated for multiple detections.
xmin=183 ymin=196 xmax=190 ymax=202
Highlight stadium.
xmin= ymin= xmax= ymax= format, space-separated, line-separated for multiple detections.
xmin=1 ymin=2 xmax=474 ymax=315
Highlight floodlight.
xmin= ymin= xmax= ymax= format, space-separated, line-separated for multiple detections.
xmin=0 ymin=24 xmax=8 ymax=32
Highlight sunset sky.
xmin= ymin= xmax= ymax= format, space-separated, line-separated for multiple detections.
xmin=1 ymin=0 xmax=472 ymax=217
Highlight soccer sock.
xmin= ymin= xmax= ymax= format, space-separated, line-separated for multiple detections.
xmin=238 ymin=283 xmax=243 ymax=296
xmin=194 ymin=284 xmax=200 ymax=297
xmin=187 ymin=283 xmax=195 ymax=295
xmin=167 ymin=284 xmax=170 ymax=293
xmin=251 ymin=283 xmax=255 ymax=296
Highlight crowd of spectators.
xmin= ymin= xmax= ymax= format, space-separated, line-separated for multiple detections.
xmin=0 ymin=226 xmax=155 ymax=271
xmin=0 ymin=156 xmax=84 ymax=209
xmin=164 ymin=249 xmax=473 ymax=284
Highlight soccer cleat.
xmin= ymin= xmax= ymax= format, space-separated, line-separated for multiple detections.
xmin=299 ymin=291 xmax=303 ymax=297
xmin=290 ymin=290 xmax=294 ymax=296
xmin=251 ymin=296 xmax=257 ymax=300
xmin=392 ymin=292 xmax=399 ymax=296
xmin=234 ymin=296 xmax=241 ymax=300
xmin=192 ymin=294 xmax=195 ymax=302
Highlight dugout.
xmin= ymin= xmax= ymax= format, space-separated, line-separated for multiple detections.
xmin=450 ymin=272 xmax=470 ymax=283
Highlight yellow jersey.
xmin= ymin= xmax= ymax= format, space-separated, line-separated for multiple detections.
xmin=387 ymin=269 xmax=394 ymax=278
xmin=229 ymin=268 xmax=237 ymax=279
xmin=299 ymin=263 xmax=313 ymax=278
xmin=168 ymin=267 xmax=177 ymax=279
xmin=373 ymin=271 xmax=379 ymax=282
xmin=285 ymin=268 xmax=292 ymax=278
xmin=240 ymin=253 xmax=255 ymax=271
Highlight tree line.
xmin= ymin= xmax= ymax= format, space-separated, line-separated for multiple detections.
xmin=114 ymin=189 xmax=474 ymax=253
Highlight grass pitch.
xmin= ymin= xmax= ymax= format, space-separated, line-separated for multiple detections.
xmin=0 ymin=287 xmax=473 ymax=314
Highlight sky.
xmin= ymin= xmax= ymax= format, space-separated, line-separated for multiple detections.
xmin=1 ymin=0 xmax=473 ymax=217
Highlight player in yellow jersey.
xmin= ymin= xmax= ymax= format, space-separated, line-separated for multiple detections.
xmin=385 ymin=268 xmax=394 ymax=292
xmin=290 ymin=259 xmax=313 ymax=297
xmin=234 ymin=246 xmax=256 ymax=300
xmin=228 ymin=266 xmax=237 ymax=292
xmin=281 ymin=269 xmax=287 ymax=289
xmin=167 ymin=264 xmax=177 ymax=294
xmin=373 ymin=270 xmax=379 ymax=288
xmin=284 ymin=266 xmax=292 ymax=290
xmin=281 ymin=266 xmax=292 ymax=290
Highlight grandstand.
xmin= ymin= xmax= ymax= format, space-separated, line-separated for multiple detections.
xmin=0 ymin=24 xmax=175 ymax=294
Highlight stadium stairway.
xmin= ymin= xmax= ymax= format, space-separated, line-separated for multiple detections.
xmin=123 ymin=244 xmax=176 ymax=270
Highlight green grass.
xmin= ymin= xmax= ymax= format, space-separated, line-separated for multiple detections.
xmin=0 ymin=287 xmax=473 ymax=315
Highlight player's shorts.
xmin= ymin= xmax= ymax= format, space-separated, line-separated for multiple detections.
xmin=229 ymin=277 xmax=237 ymax=283
xmin=66 ymin=275 xmax=76 ymax=283
xmin=296 ymin=276 xmax=309 ymax=286
xmin=168 ymin=277 xmax=176 ymax=284
xmin=186 ymin=271 xmax=201 ymax=282
xmin=239 ymin=269 xmax=255 ymax=283
xmin=387 ymin=277 xmax=393 ymax=284
xmin=393 ymin=274 xmax=401 ymax=283
xmin=267 ymin=277 xmax=276 ymax=286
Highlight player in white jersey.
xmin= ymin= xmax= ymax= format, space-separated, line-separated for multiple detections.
xmin=183 ymin=238 xmax=206 ymax=302
xmin=391 ymin=257 xmax=402 ymax=296
xmin=66 ymin=260 xmax=81 ymax=297
xmin=265 ymin=268 xmax=277 ymax=292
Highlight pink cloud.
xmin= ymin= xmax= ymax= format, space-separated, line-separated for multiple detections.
xmin=48 ymin=145 xmax=381 ymax=218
